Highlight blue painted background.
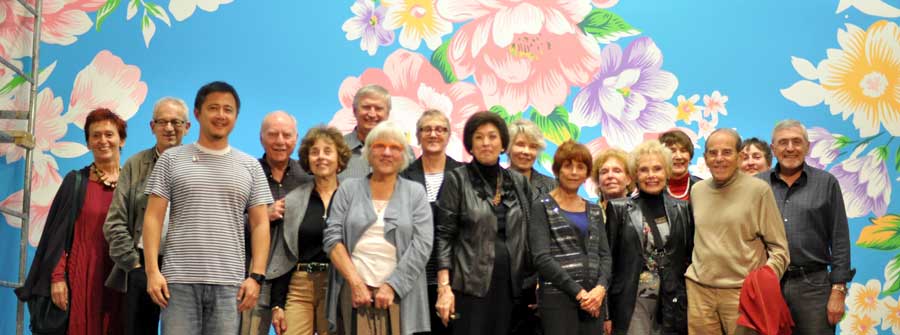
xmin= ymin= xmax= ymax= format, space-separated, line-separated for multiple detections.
xmin=1 ymin=1 xmax=898 ymax=333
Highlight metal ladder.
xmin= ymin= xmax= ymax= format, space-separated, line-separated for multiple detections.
xmin=0 ymin=0 xmax=44 ymax=334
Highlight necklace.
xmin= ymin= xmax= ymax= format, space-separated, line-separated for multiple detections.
xmin=91 ymin=162 xmax=120 ymax=189
xmin=491 ymin=170 xmax=503 ymax=206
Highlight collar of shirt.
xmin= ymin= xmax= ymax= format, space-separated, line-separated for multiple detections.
xmin=770 ymin=162 xmax=810 ymax=187
xmin=345 ymin=128 xmax=364 ymax=151
xmin=259 ymin=155 xmax=297 ymax=182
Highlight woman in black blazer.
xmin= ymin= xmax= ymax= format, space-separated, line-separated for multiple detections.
xmin=605 ymin=140 xmax=693 ymax=335
xmin=399 ymin=109 xmax=462 ymax=335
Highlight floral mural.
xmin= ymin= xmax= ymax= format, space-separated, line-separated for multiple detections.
xmin=0 ymin=0 xmax=897 ymax=333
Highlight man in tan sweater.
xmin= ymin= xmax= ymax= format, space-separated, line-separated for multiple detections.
xmin=685 ymin=128 xmax=790 ymax=334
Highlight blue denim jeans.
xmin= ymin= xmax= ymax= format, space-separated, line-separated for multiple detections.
xmin=162 ymin=283 xmax=240 ymax=335
xmin=782 ymin=270 xmax=835 ymax=335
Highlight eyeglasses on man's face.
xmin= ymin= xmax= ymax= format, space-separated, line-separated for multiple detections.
xmin=153 ymin=119 xmax=187 ymax=128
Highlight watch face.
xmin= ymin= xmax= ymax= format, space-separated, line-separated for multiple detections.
xmin=250 ymin=273 xmax=265 ymax=283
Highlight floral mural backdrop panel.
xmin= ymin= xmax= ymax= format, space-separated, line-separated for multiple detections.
xmin=0 ymin=0 xmax=897 ymax=333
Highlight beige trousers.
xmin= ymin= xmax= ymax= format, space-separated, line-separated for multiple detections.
xmin=284 ymin=271 xmax=330 ymax=335
xmin=686 ymin=279 xmax=741 ymax=335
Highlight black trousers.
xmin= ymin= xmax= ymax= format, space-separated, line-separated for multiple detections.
xmin=123 ymin=261 xmax=161 ymax=335
xmin=782 ymin=269 xmax=835 ymax=335
xmin=539 ymin=292 xmax=602 ymax=335
xmin=451 ymin=240 xmax=514 ymax=335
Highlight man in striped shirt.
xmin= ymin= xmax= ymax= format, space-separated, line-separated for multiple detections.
xmin=142 ymin=81 xmax=274 ymax=334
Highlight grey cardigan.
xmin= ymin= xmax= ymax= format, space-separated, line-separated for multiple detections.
xmin=323 ymin=176 xmax=433 ymax=335
xmin=103 ymin=147 xmax=157 ymax=292
xmin=266 ymin=181 xmax=316 ymax=279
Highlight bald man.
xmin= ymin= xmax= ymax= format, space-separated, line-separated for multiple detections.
xmin=240 ymin=111 xmax=313 ymax=335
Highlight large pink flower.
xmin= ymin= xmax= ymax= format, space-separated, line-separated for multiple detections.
xmin=436 ymin=0 xmax=601 ymax=114
xmin=0 ymin=88 xmax=70 ymax=246
xmin=0 ymin=0 xmax=105 ymax=58
xmin=330 ymin=49 xmax=485 ymax=161
xmin=31 ymin=0 xmax=106 ymax=46
xmin=0 ymin=1 xmax=31 ymax=59
xmin=1 ymin=155 xmax=63 ymax=246
xmin=66 ymin=50 xmax=148 ymax=128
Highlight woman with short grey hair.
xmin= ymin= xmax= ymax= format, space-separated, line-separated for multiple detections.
xmin=507 ymin=119 xmax=556 ymax=194
xmin=324 ymin=121 xmax=433 ymax=335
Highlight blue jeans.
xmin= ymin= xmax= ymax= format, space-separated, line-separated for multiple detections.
xmin=162 ymin=283 xmax=240 ymax=335
xmin=782 ymin=270 xmax=835 ymax=335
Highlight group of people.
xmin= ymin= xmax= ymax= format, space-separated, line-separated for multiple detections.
xmin=14 ymin=80 xmax=853 ymax=335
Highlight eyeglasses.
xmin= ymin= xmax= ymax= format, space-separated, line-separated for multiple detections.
xmin=773 ymin=138 xmax=804 ymax=149
xmin=418 ymin=126 xmax=449 ymax=135
xmin=371 ymin=141 xmax=404 ymax=153
xmin=153 ymin=119 xmax=187 ymax=128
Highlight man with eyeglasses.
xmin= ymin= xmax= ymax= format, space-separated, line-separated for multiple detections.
xmin=103 ymin=97 xmax=191 ymax=335
xmin=758 ymin=120 xmax=854 ymax=335
xmin=685 ymin=128 xmax=790 ymax=334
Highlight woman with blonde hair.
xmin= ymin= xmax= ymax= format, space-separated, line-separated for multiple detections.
xmin=605 ymin=140 xmax=693 ymax=334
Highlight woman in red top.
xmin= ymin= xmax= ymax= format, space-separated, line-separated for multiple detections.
xmin=657 ymin=130 xmax=702 ymax=201
xmin=24 ymin=108 xmax=128 ymax=335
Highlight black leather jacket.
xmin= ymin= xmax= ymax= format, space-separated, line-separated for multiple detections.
xmin=435 ymin=164 xmax=533 ymax=298
xmin=605 ymin=193 xmax=693 ymax=335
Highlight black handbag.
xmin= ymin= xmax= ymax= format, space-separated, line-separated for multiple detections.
xmin=27 ymin=171 xmax=81 ymax=334
xmin=27 ymin=295 xmax=67 ymax=335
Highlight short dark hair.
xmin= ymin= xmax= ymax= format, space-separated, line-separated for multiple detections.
xmin=298 ymin=126 xmax=352 ymax=174
xmin=741 ymin=137 xmax=773 ymax=166
xmin=552 ymin=140 xmax=593 ymax=178
xmin=462 ymin=111 xmax=509 ymax=154
xmin=658 ymin=129 xmax=694 ymax=159
xmin=84 ymin=108 xmax=127 ymax=142
xmin=194 ymin=81 xmax=240 ymax=112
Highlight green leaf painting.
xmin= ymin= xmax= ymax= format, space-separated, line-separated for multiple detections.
xmin=530 ymin=106 xmax=580 ymax=145
xmin=883 ymin=253 xmax=900 ymax=296
xmin=430 ymin=40 xmax=457 ymax=84
xmin=490 ymin=105 xmax=522 ymax=124
xmin=579 ymin=9 xmax=640 ymax=44
xmin=95 ymin=0 xmax=122 ymax=31
xmin=857 ymin=214 xmax=900 ymax=251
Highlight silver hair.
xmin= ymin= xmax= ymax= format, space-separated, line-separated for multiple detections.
xmin=706 ymin=128 xmax=742 ymax=152
xmin=507 ymin=119 xmax=546 ymax=152
xmin=352 ymin=84 xmax=392 ymax=113
xmin=772 ymin=119 xmax=809 ymax=143
xmin=153 ymin=97 xmax=189 ymax=120
xmin=415 ymin=109 xmax=450 ymax=132
xmin=362 ymin=120 xmax=412 ymax=172
xmin=629 ymin=140 xmax=674 ymax=180
xmin=259 ymin=110 xmax=298 ymax=135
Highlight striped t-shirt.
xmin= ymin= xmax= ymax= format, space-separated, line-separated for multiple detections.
xmin=144 ymin=144 xmax=273 ymax=286
xmin=424 ymin=172 xmax=444 ymax=203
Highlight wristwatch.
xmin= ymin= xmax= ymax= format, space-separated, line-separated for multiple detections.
xmin=249 ymin=273 xmax=266 ymax=285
